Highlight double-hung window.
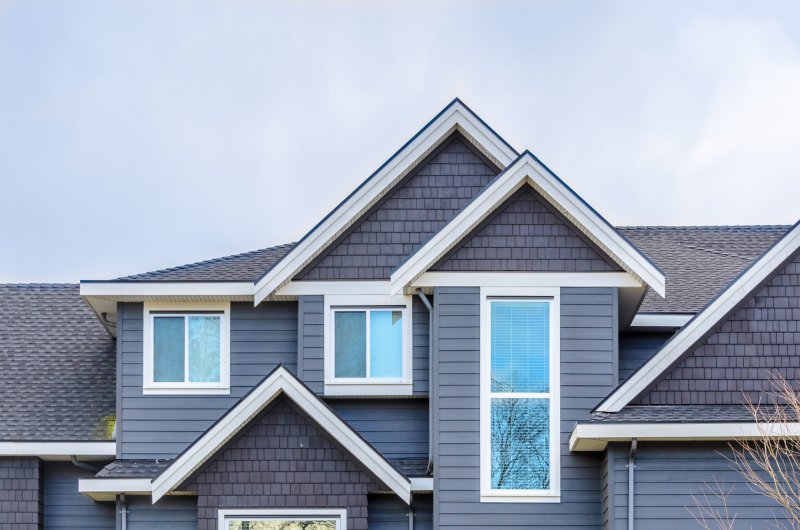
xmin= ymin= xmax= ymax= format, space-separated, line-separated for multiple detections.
xmin=143 ymin=302 xmax=231 ymax=394
xmin=480 ymin=288 xmax=560 ymax=502
xmin=324 ymin=295 xmax=412 ymax=396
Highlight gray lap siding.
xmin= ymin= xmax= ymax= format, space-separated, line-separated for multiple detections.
xmin=433 ymin=286 xmax=616 ymax=529
xmin=42 ymin=462 xmax=115 ymax=529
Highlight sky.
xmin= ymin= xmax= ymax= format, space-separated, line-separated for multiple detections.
xmin=1 ymin=0 xmax=799 ymax=283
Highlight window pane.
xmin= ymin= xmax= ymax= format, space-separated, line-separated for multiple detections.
xmin=188 ymin=316 xmax=221 ymax=383
xmin=334 ymin=311 xmax=366 ymax=378
xmin=491 ymin=301 xmax=549 ymax=393
xmin=153 ymin=317 xmax=185 ymax=382
xmin=369 ymin=310 xmax=403 ymax=378
xmin=490 ymin=398 xmax=550 ymax=490
xmin=226 ymin=520 xmax=337 ymax=530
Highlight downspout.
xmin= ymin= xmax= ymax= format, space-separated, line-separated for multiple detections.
xmin=416 ymin=289 xmax=434 ymax=476
xmin=70 ymin=455 xmax=101 ymax=474
xmin=628 ymin=439 xmax=637 ymax=530
xmin=119 ymin=494 xmax=127 ymax=530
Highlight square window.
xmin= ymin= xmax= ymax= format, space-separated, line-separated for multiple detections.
xmin=332 ymin=308 xmax=404 ymax=380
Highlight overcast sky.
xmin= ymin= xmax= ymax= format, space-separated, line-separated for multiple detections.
xmin=1 ymin=1 xmax=799 ymax=283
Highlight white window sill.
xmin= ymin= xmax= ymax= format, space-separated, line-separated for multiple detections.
xmin=480 ymin=494 xmax=561 ymax=504
xmin=324 ymin=382 xmax=413 ymax=397
xmin=143 ymin=386 xmax=231 ymax=396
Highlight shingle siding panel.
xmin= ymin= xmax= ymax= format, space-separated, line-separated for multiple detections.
xmin=638 ymin=252 xmax=800 ymax=406
xmin=299 ymin=135 xmax=500 ymax=280
xmin=0 ymin=457 xmax=41 ymax=530
xmin=435 ymin=188 xmax=621 ymax=272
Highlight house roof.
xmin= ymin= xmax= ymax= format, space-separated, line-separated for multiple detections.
xmin=0 ymin=284 xmax=116 ymax=441
xmin=591 ymin=405 xmax=757 ymax=423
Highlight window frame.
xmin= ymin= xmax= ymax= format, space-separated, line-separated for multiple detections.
xmin=479 ymin=287 xmax=561 ymax=503
xmin=143 ymin=301 xmax=231 ymax=395
xmin=323 ymin=294 xmax=413 ymax=396
xmin=217 ymin=508 xmax=347 ymax=530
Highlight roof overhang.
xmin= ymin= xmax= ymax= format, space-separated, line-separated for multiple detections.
xmin=79 ymin=478 xmax=155 ymax=502
xmin=389 ymin=153 xmax=666 ymax=298
xmin=628 ymin=312 xmax=693 ymax=330
xmin=597 ymin=221 xmax=800 ymax=413
xmin=252 ymin=99 xmax=519 ymax=304
xmin=0 ymin=441 xmax=115 ymax=459
xmin=150 ymin=366 xmax=411 ymax=504
xmin=570 ymin=421 xmax=800 ymax=452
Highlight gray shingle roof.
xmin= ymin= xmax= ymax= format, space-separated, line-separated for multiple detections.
xmin=95 ymin=459 xmax=171 ymax=479
xmin=0 ymin=284 xmax=116 ymax=441
xmin=591 ymin=405 xmax=768 ymax=423
xmin=619 ymin=226 xmax=790 ymax=313
xmin=115 ymin=243 xmax=296 ymax=282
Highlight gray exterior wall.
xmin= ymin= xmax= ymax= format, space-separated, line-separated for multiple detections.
xmin=0 ymin=457 xmax=41 ymax=530
xmin=618 ymin=331 xmax=673 ymax=383
xmin=42 ymin=462 xmax=114 ymax=529
xmin=125 ymin=496 xmax=197 ymax=530
xmin=607 ymin=442 xmax=790 ymax=529
xmin=298 ymin=134 xmax=500 ymax=280
xmin=119 ymin=301 xmax=298 ymax=459
xmin=368 ymin=494 xmax=433 ymax=530
xmin=639 ymin=252 xmax=800 ymax=406
xmin=298 ymin=295 xmax=431 ymax=396
xmin=433 ymin=286 xmax=616 ymax=529
xmin=434 ymin=187 xmax=621 ymax=272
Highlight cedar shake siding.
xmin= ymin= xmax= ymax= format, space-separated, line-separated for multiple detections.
xmin=184 ymin=396 xmax=384 ymax=530
xmin=434 ymin=187 xmax=622 ymax=272
xmin=0 ymin=457 xmax=41 ymax=530
xmin=298 ymin=134 xmax=501 ymax=280
xmin=638 ymin=251 xmax=800 ymax=406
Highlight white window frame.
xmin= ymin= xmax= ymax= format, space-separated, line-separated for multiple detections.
xmin=143 ymin=301 xmax=231 ymax=395
xmin=218 ymin=508 xmax=347 ymax=530
xmin=480 ymin=287 xmax=561 ymax=502
xmin=324 ymin=294 xmax=413 ymax=396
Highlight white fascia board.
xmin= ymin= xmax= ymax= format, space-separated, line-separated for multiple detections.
xmin=0 ymin=442 xmax=116 ymax=457
xmin=410 ymin=477 xmax=433 ymax=491
xmin=275 ymin=281 xmax=392 ymax=297
xmin=390 ymin=154 xmax=665 ymax=297
xmin=253 ymin=101 xmax=518 ymax=305
xmin=80 ymin=282 xmax=253 ymax=299
xmin=151 ymin=367 xmax=411 ymax=504
xmin=412 ymin=272 xmax=640 ymax=289
xmin=629 ymin=313 xmax=694 ymax=329
xmin=597 ymin=223 xmax=800 ymax=413
xmin=78 ymin=478 xmax=153 ymax=501
xmin=570 ymin=422 xmax=800 ymax=452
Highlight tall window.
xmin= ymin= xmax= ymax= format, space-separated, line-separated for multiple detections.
xmin=481 ymin=290 xmax=560 ymax=501
xmin=143 ymin=302 xmax=231 ymax=394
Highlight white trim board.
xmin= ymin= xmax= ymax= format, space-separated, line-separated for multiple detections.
xmin=389 ymin=153 xmax=666 ymax=298
xmin=218 ymin=509 xmax=348 ymax=530
xmin=79 ymin=478 xmax=154 ymax=502
xmin=597 ymin=222 xmax=800 ymax=413
xmin=0 ymin=442 xmax=115 ymax=458
xmin=629 ymin=313 xmax=693 ymax=329
xmin=253 ymin=100 xmax=518 ymax=304
xmin=150 ymin=366 xmax=411 ymax=503
xmin=80 ymin=282 xmax=253 ymax=299
xmin=570 ymin=421 xmax=800 ymax=452
xmin=413 ymin=272 xmax=641 ymax=289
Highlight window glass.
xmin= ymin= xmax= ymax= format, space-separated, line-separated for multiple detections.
xmin=188 ymin=316 xmax=221 ymax=383
xmin=369 ymin=310 xmax=403 ymax=378
xmin=334 ymin=311 xmax=366 ymax=378
xmin=153 ymin=316 xmax=185 ymax=382
xmin=490 ymin=397 xmax=550 ymax=490
xmin=226 ymin=520 xmax=337 ymax=530
xmin=491 ymin=301 xmax=549 ymax=393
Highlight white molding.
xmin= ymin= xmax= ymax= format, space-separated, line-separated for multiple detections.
xmin=570 ymin=421 xmax=800 ymax=452
xmin=413 ymin=272 xmax=641 ymax=289
xmin=253 ymin=101 xmax=518 ymax=304
xmin=410 ymin=477 xmax=433 ymax=491
xmin=389 ymin=154 xmax=666 ymax=298
xmin=597 ymin=223 xmax=800 ymax=413
xmin=629 ymin=313 xmax=693 ymax=329
xmin=78 ymin=478 xmax=153 ymax=501
xmin=151 ymin=366 xmax=411 ymax=503
xmin=0 ymin=442 xmax=115 ymax=457
xmin=275 ymin=281 xmax=392 ymax=297
xmin=479 ymin=287 xmax=561 ymax=502
xmin=218 ymin=509 xmax=347 ymax=530
xmin=80 ymin=282 xmax=253 ymax=299
xmin=323 ymin=294 xmax=413 ymax=396
xmin=142 ymin=302 xmax=231 ymax=395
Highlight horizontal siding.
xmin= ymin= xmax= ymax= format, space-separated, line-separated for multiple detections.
xmin=618 ymin=331 xmax=673 ymax=382
xmin=42 ymin=462 xmax=115 ymax=530
xmin=328 ymin=399 xmax=428 ymax=461
xmin=126 ymin=496 xmax=197 ymax=530
xmin=120 ymin=301 xmax=298 ymax=459
xmin=435 ymin=286 xmax=616 ymax=529
xmin=610 ymin=442 xmax=791 ymax=529
xmin=368 ymin=494 xmax=432 ymax=530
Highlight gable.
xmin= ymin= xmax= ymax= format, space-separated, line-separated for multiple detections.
xmin=637 ymin=251 xmax=800 ymax=406
xmin=433 ymin=186 xmax=621 ymax=273
xmin=298 ymin=134 xmax=500 ymax=280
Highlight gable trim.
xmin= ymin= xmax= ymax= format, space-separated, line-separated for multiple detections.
xmin=253 ymin=100 xmax=518 ymax=304
xmin=596 ymin=222 xmax=800 ymax=413
xmin=150 ymin=366 xmax=411 ymax=503
xmin=389 ymin=152 xmax=666 ymax=296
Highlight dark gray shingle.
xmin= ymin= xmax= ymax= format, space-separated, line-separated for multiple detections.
xmin=0 ymin=284 xmax=116 ymax=441
xmin=95 ymin=459 xmax=171 ymax=479
xmin=591 ymin=404 xmax=788 ymax=423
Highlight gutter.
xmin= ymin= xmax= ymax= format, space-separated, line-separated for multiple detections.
xmin=415 ymin=289 xmax=434 ymax=476
xmin=628 ymin=439 xmax=637 ymax=530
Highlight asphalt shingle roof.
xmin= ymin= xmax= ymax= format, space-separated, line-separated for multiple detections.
xmin=618 ymin=226 xmax=790 ymax=313
xmin=591 ymin=404 xmax=790 ymax=423
xmin=0 ymin=284 xmax=116 ymax=441
xmin=95 ymin=459 xmax=172 ymax=479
